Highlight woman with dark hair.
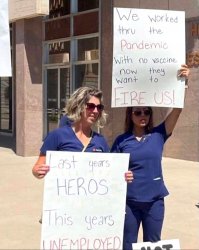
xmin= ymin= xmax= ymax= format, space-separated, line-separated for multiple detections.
xmin=111 ymin=65 xmax=190 ymax=249
xmin=124 ymin=106 xmax=153 ymax=134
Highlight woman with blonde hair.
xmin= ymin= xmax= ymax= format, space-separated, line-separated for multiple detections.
xmin=32 ymin=86 xmax=110 ymax=179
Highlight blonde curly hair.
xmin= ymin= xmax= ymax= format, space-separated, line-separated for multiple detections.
xmin=65 ymin=86 xmax=107 ymax=128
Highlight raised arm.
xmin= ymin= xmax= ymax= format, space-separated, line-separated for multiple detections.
xmin=165 ymin=64 xmax=190 ymax=136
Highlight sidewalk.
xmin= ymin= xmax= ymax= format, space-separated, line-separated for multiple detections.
xmin=0 ymin=147 xmax=42 ymax=249
xmin=161 ymin=157 xmax=199 ymax=249
xmin=0 ymin=147 xmax=198 ymax=249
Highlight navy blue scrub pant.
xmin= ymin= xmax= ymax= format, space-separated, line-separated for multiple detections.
xmin=123 ymin=198 xmax=165 ymax=250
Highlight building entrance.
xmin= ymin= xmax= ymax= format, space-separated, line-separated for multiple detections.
xmin=45 ymin=67 xmax=70 ymax=134
xmin=0 ymin=77 xmax=12 ymax=133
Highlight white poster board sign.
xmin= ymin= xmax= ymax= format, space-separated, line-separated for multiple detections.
xmin=41 ymin=151 xmax=129 ymax=250
xmin=0 ymin=0 xmax=12 ymax=76
xmin=132 ymin=239 xmax=180 ymax=250
xmin=112 ymin=8 xmax=185 ymax=108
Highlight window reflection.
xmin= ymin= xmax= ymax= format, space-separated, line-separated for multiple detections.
xmin=45 ymin=41 xmax=70 ymax=64
xmin=77 ymin=37 xmax=98 ymax=61
xmin=44 ymin=0 xmax=100 ymax=133
xmin=46 ymin=68 xmax=70 ymax=133
xmin=45 ymin=18 xmax=70 ymax=40
xmin=47 ymin=69 xmax=58 ymax=131
xmin=75 ymin=63 xmax=98 ymax=89
xmin=78 ymin=0 xmax=99 ymax=12
xmin=48 ymin=0 xmax=99 ymax=17
xmin=74 ymin=12 xmax=99 ymax=36
xmin=49 ymin=0 xmax=70 ymax=18
xmin=47 ymin=69 xmax=58 ymax=109
xmin=60 ymin=68 xmax=70 ymax=109
xmin=0 ymin=77 xmax=12 ymax=132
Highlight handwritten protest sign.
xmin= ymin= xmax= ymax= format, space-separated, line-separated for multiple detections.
xmin=132 ymin=239 xmax=180 ymax=250
xmin=0 ymin=0 xmax=12 ymax=76
xmin=41 ymin=151 xmax=129 ymax=250
xmin=112 ymin=8 xmax=185 ymax=108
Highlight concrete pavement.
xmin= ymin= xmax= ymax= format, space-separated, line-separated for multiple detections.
xmin=0 ymin=147 xmax=198 ymax=249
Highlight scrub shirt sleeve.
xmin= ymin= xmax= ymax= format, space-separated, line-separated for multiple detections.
xmin=154 ymin=122 xmax=171 ymax=142
xmin=103 ymin=138 xmax=110 ymax=152
xmin=59 ymin=115 xmax=72 ymax=127
xmin=40 ymin=130 xmax=59 ymax=155
xmin=93 ymin=133 xmax=110 ymax=152
xmin=111 ymin=137 xmax=121 ymax=153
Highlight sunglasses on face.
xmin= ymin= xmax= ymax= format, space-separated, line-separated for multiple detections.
xmin=86 ymin=103 xmax=104 ymax=112
xmin=132 ymin=109 xmax=151 ymax=116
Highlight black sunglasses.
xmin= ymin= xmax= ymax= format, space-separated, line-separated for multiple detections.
xmin=86 ymin=103 xmax=104 ymax=112
xmin=132 ymin=109 xmax=151 ymax=116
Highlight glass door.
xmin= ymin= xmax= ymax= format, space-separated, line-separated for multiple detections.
xmin=45 ymin=67 xmax=70 ymax=134
xmin=0 ymin=77 xmax=12 ymax=133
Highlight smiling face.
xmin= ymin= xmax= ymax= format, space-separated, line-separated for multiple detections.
xmin=131 ymin=107 xmax=151 ymax=129
xmin=81 ymin=96 xmax=103 ymax=126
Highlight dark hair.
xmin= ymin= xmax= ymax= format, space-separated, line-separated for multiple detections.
xmin=124 ymin=107 xmax=153 ymax=133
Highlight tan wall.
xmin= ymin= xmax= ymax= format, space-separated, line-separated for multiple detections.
xmin=101 ymin=0 xmax=199 ymax=161
xmin=13 ymin=1 xmax=199 ymax=160
xmin=15 ymin=17 xmax=43 ymax=156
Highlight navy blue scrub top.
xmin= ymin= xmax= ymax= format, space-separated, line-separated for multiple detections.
xmin=40 ymin=126 xmax=110 ymax=154
xmin=111 ymin=122 xmax=170 ymax=202
xmin=59 ymin=115 xmax=72 ymax=127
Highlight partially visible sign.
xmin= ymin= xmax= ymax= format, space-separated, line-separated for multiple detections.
xmin=132 ymin=239 xmax=180 ymax=250
xmin=0 ymin=0 xmax=12 ymax=76
xmin=8 ymin=0 xmax=49 ymax=22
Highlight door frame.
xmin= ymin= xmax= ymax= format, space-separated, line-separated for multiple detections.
xmin=43 ymin=65 xmax=71 ymax=136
